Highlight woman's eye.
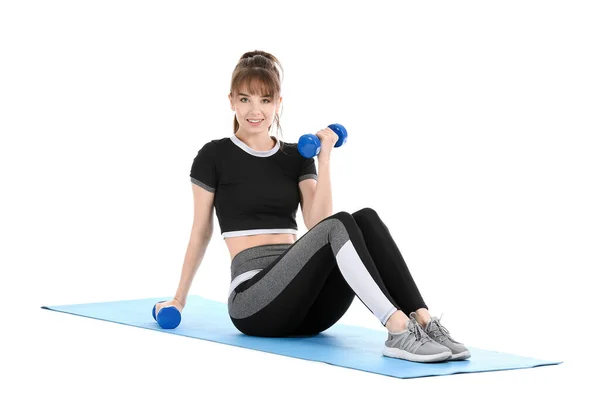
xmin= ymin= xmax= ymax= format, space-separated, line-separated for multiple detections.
xmin=240 ymin=98 xmax=270 ymax=103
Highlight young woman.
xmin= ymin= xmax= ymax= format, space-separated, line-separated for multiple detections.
xmin=156 ymin=50 xmax=471 ymax=363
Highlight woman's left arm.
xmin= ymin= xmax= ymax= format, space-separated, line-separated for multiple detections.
xmin=305 ymin=126 xmax=338 ymax=229
xmin=306 ymin=157 xmax=333 ymax=229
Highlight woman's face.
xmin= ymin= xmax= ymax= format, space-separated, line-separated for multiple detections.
xmin=229 ymin=86 xmax=282 ymax=136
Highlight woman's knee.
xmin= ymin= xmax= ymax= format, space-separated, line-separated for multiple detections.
xmin=331 ymin=210 xmax=353 ymax=219
xmin=333 ymin=209 xmax=379 ymax=219
xmin=322 ymin=211 xmax=352 ymax=225
xmin=319 ymin=212 xmax=362 ymax=252
xmin=328 ymin=211 xmax=361 ymax=229
xmin=352 ymin=207 xmax=378 ymax=220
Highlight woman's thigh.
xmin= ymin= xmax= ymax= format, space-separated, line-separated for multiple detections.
xmin=228 ymin=217 xmax=354 ymax=337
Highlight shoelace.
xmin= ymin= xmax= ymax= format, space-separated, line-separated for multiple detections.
xmin=408 ymin=317 xmax=432 ymax=343
xmin=428 ymin=313 xmax=452 ymax=341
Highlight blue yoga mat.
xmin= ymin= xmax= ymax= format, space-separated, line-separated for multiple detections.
xmin=42 ymin=295 xmax=561 ymax=379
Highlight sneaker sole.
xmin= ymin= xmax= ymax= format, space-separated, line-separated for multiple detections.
xmin=449 ymin=350 xmax=471 ymax=361
xmin=382 ymin=347 xmax=452 ymax=363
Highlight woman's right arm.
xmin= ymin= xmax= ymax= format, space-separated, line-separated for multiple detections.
xmin=174 ymin=183 xmax=216 ymax=306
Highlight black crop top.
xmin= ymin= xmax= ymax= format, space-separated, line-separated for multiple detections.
xmin=189 ymin=134 xmax=318 ymax=238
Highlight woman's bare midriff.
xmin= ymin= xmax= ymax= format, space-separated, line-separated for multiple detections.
xmin=226 ymin=233 xmax=296 ymax=262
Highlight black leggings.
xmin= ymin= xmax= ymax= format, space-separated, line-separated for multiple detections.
xmin=227 ymin=208 xmax=428 ymax=337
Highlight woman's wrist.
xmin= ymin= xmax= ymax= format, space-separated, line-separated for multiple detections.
xmin=174 ymin=296 xmax=185 ymax=307
xmin=317 ymin=155 xmax=331 ymax=165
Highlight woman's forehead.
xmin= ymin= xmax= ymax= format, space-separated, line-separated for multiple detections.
xmin=236 ymin=79 xmax=273 ymax=96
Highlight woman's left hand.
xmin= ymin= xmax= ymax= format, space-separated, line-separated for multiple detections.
xmin=315 ymin=127 xmax=339 ymax=160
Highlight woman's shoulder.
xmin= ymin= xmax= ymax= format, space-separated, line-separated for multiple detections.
xmin=212 ymin=136 xmax=232 ymax=146
xmin=196 ymin=137 xmax=231 ymax=151
xmin=279 ymin=139 xmax=302 ymax=155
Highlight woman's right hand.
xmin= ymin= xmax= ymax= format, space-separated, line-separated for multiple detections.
xmin=155 ymin=298 xmax=184 ymax=315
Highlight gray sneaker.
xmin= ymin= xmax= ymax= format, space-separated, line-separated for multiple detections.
xmin=382 ymin=312 xmax=452 ymax=363
xmin=423 ymin=313 xmax=471 ymax=361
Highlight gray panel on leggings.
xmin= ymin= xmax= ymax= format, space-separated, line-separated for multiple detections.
xmin=228 ymin=218 xmax=350 ymax=319
xmin=230 ymin=244 xmax=292 ymax=281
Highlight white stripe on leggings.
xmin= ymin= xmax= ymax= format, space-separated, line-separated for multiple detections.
xmin=229 ymin=269 xmax=262 ymax=297
xmin=335 ymin=240 xmax=398 ymax=325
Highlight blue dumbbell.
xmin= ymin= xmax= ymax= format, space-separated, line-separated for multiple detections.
xmin=152 ymin=300 xmax=182 ymax=329
xmin=298 ymin=123 xmax=348 ymax=158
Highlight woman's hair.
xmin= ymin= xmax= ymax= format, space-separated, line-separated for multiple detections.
xmin=230 ymin=50 xmax=285 ymax=152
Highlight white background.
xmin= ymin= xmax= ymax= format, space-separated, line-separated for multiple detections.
xmin=2 ymin=0 xmax=599 ymax=410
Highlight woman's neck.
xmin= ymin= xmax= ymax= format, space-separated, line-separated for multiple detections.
xmin=235 ymin=133 xmax=275 ymax=151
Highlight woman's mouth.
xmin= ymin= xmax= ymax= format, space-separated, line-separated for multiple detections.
xmin=247 ymin=119 xmax=264 ymax=126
